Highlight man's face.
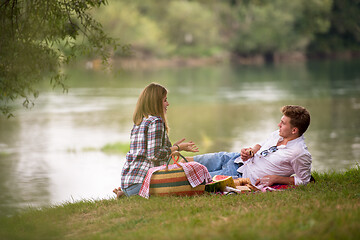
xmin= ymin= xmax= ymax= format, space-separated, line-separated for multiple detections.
xmin=278 ymin=115 xmax=296 ymax=138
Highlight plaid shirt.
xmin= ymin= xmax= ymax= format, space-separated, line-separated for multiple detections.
xmin=121 ymin=115 xmax=172 ymax=189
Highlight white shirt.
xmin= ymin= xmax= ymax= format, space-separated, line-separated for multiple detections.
xmin=235 ymin=130 xmax=312 ymax=186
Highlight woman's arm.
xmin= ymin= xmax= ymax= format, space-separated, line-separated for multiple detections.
xmin=147 ymin=119 xmax=171 ymax=163
xmin=173 ymin=138 xmax=199 ymax=153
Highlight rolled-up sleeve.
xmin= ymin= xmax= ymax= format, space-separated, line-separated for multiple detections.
xmin=292 ymin=152 xmax=312 ymax=185
xmin=147 ymin=119 xmax=171 ymax=163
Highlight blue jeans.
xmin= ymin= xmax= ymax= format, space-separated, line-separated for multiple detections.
xmin=194 ymin=152 xmax=243 ymax=178
xmin=123 ymin=183 xmax=142 ymax=197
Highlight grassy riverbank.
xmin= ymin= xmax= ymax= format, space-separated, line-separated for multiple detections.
xmin=0 ymin=167 xmax=359 ymax=240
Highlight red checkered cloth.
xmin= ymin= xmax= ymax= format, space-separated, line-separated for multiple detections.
xmin=139 ymin=161 xmax=212 ymax=198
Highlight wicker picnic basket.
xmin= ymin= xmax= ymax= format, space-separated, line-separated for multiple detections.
xmin=149 ymin=155 xmax=206 ymax=196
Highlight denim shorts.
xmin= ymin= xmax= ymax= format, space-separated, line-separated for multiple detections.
xmin=122 ymin=183 xmax=142 ymax=197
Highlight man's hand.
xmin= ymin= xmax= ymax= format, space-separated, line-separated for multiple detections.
xmin=241 ymin=144 xmax=261 ymax=161
xmin=255 ymin=175 xmax=276 ymax=187
xmin=240 ymin=148 xmax=254 ymax=161
xmin=255 ymin=175 xmax=295 ymax=187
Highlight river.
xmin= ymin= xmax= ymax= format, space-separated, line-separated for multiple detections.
xmin=0 ymin=59 xmax=359 ymax=216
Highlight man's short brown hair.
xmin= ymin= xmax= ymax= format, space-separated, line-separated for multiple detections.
xmin=281 ymin=105 xmax=310 ymax=136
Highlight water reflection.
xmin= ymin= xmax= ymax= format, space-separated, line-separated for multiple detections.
xmin=0 ymin=59 xmax=359 ymax=216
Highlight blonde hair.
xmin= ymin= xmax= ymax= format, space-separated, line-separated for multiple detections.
xmin=133 ymin=83 xmax=169 ymax=132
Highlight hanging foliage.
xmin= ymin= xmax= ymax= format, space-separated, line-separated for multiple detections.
xmin=0 ymin=0 xmax=122 ymax=117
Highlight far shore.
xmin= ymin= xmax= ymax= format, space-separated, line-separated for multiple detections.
xmin=83 ymin=50 xmax=360 ymax=71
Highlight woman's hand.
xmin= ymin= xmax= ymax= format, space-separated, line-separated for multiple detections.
xmin=174 ymin=138 xmax=199 ymax=152
xmin=180 ymin=141 xmax=199 ymax=152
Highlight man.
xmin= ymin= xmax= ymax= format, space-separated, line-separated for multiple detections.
xmin=187 ymin=105 xmax=312 ymax=188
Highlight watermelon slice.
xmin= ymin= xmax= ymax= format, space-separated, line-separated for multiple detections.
xmin=205 ymin=175 xmax=236 ymax=192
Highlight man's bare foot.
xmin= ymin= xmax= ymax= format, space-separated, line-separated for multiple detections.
xmin=113 ymin=187 xmax=125 ymax=199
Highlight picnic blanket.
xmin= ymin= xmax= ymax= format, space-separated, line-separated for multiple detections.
xmin=259 ymin=184 xmax=296 ymax=192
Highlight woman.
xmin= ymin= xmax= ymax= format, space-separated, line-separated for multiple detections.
xmin=114 ymin=83 xmax=199 ymax=197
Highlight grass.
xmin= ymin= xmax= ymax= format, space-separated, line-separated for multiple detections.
xmin=0 ymin=167 xmax=359 ymax=240
xmin=0 ymin=151 xmax=10 ymax=157
xmin=80 ymin=142 xmax=130 ymax=154
xmin=100 ymin=142 xmax=130 ymax=154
